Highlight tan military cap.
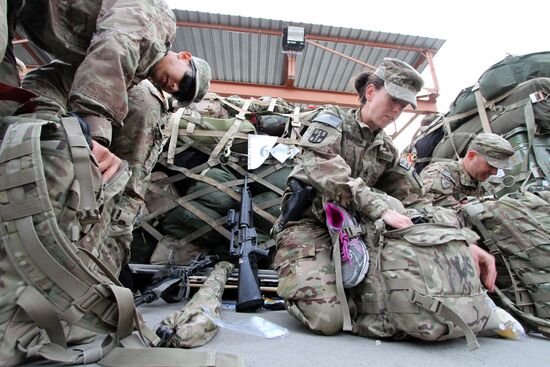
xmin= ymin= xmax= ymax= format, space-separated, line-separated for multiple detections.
xmin=469 ymin=133 xmax=519 ymax=168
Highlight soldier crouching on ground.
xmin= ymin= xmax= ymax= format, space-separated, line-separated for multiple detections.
xmin=272 ymin=58 xmax=429 ymax=334
xmin=420 ymin=133 xmax=517 ymax=211
xmin=420 ymin=133 xmax=518 ymax=292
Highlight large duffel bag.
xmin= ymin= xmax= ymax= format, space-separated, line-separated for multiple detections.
xmin=447 ymin=51 xmax=550 ymax=120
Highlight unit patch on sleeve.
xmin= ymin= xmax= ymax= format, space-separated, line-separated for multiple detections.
xmin=308 ymin=128 xmax=328 ymax=144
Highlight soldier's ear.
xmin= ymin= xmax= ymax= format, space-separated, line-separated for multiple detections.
xmin=178 ymin=52 xmax=193 ymax=61
xmin=465 ymin=150 xmax=476 ymax=160
xmin=365 ymin=84 xmax=375 ymax=103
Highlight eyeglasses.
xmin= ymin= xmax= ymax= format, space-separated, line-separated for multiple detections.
xmin=174 ymin=60 xmax=197 ymax=106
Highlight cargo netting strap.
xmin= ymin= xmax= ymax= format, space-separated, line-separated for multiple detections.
xmin=207 ymin=99 xmax=252 ymax=167
xmin=473 ymin=87 xmax=492 ymax=133
xmin=166 ymin=107 xmax=187 ymax=164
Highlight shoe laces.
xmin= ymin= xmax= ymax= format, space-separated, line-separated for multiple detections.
xmin=339 ymin=231 xmax=351 ymax=263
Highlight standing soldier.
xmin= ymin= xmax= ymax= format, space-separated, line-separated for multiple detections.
xmin=0 ymin=0 xmax=212 ymax=272
xmin=1 ymin=0 xmax=210 ymax=181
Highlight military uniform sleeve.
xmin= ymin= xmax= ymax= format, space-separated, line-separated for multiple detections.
xmin=297 ymin=121 xmax=390 ymax=221
xmin=68 ymin=0 xmax=175 ymax=146
xmin=420 ymin=163 xmax=462 ymax=210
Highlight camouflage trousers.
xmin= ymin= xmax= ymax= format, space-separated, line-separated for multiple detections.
xmin=274 ymin=220 xmax=345 ymax=335
xmin=109 ymin=80 xmax=166 ymax=263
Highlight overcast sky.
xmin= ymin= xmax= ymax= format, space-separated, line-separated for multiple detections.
xmin=166 ymin=0 xmax=549 ymax=150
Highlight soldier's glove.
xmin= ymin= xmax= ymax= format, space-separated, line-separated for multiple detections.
xmin=68 ymin=112 xmax=94 ymax=149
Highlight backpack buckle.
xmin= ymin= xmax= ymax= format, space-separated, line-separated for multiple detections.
xmin=408 ymin=289 xmax=442 ymax=314
xmin=77 ymin=207 xmax=100 ymax=225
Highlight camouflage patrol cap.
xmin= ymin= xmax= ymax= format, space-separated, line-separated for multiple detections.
xmin=191 ymin=56 xmax=211 ymax=103
xmin=174 ymin=56 xmax=211 ymax=106
xmin=374 ymin=58 xmax=424 ymax=109
xmin=469 ymin=133 xmax=518 ymax=168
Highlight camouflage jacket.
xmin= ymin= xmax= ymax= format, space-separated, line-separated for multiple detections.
xmin=287 ymin=106 xmax=425 ymax=223
xmin=420 ymin=160 xmax=490 ymax=210
xmin=18 ymin=0 xmax=176 ymax=145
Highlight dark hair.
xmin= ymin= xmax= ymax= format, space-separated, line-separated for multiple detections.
xmin=354 ymin=72 xmax=384 ymax=106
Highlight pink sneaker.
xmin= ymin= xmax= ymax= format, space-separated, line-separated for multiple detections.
xmin=324 ymin=202 xmax=369 ymax=288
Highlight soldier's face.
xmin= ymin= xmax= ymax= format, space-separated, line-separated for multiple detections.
xmin=469 ymin=154 xmax=498 ymax=181
xmin=363 ymin=85 xmax=408 ymax=129
xmin=150 ymin=51 xmax=193 ymax=93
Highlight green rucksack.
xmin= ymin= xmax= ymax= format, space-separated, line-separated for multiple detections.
xmin=425 ymin=78 xmax=550 ymax=196
xmin=447 ymin=51 xmax=550 ymax=119
xmin=462 ymin=190 xmax=550 ymax=337
xmin=351 ymin=209 xmax=496 ymax=350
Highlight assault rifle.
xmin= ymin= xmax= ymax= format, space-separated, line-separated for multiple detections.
xmin=130 ymin=254 xmax=217 ymax=306
xmin=227 ymin=175 xmax=269 ymax=312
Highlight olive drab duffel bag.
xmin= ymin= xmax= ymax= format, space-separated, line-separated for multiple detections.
xmin=447 ymin=51 xmax=550 ymax=119
xmin=0 ymin=116 xmax=244 ymax=366
xmin=350 ymin=209 xmax=498 ymax=350
xmin=462 ymin=190 xmax=550 ymax=337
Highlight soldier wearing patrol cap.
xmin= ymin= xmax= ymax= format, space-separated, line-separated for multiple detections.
xmin=421 ymin=132 xmax=518 ymax=211
xmin=273 ymin=58 xmax=432 ymax=335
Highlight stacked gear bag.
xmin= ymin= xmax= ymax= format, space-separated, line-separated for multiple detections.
xmin=462 ymin=190 xmax=550 ymax=337
xmin=407 ymin=52 xmax=550 ymax=196
xmin=137 ymin=94 xmax=312 ymax=266
xmin=0 ymin=115 xmax=244 ymax=366
xmin=350 ymin=206 xmax=501 ymax=350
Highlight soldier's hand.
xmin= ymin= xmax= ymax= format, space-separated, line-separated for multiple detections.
xmin=469 ymin=244 xmax=496 ymax=292
xmin=381 ymin=209 xmax=413 ymax=229
xmin=92 ymin=140 xmax=122 ymax=182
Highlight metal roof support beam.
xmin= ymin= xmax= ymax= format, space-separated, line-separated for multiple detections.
xmin=391 ymin=113 xmax=420 ymax=139
xmin=424 ymin=51 xmax=440 ymax=93
xmin=283 ymin=53 xmax=296 ymax=87
xmin=176 ymin=21 xmax=439 ymax=54
xmin=209 ymin=80 xmax=437 ymax=113
xmin=14 ymin=33 xmax=43 ymax=67
xmin=305 ymin=39 xmax=376 ymax=70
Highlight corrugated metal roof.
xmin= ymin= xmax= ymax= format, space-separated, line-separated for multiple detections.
xmin=13 ymin=8 xmax=444 ymax=98
xmin=172 ymin=9 xmax=445 ymax=93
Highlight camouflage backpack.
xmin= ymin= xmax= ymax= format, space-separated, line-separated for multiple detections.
xmin=0 ymin=116 xmax=244 ymax=366
xmin=351 ymin=209 xmax=496 ymax=350
xmin=462 ymin=190 xmax=550 ymax=337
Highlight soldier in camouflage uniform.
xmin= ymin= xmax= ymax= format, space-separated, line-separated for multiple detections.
xmin=1 ymin=0 xmax=210 ymax=182
xmin=420 ymin=133 xmax=516 ymax=210
xmin=1 ymin=1 xmax=212 ymax=266
xmin=273 ymin=58 xmax=429 ymax=335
